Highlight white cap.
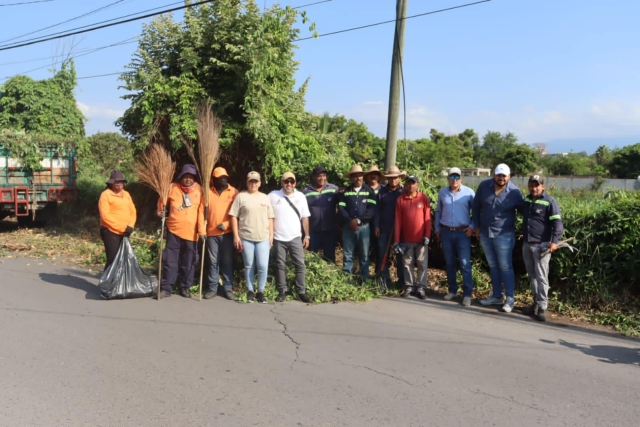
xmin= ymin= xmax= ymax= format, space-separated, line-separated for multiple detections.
xmin=448 ymin=167 xmax=462 ymax=176
xmin=494 ymin=163 xmax=510 ymax=176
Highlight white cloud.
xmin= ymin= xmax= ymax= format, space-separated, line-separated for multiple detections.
xmin=77 ymin=102 xmax=123 ymax=120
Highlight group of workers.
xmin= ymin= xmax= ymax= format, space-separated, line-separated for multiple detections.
xmin=98 ymin=161 xmax=563 ymax=321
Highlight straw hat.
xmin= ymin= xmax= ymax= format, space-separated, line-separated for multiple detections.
xmin=383 ymin=165 xmax=407 ymax=179
xmin=364 ymin=165 xmax=382 ymax=178
xmin=344 ymin=164 xmax=365 ymax=178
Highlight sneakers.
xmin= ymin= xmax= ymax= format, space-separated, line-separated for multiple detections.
xmin=443 ymin=292 xmax=456 ymax=301
xmin=536 ymin=308 xmax=547 ymax=322
xmin=297 ymin=293 xmax=312 ymax=303
xmin=276 ymin=290 xmax=287 ymax=303
xmin=256 ymin=292 xmax=266 ymax=304
xmin=416 ymin=287 xmax=427 ymax=300
xmin=203 ymin=289 xmax=217 ymax=300
xmin=178 ymin=288 xmax=191 ymax=298
xmin=401 ymin=287 xmax=412 ymax=298
xmin=502 ymin=297 xmax=515 ymax=313
xmin=462 ymin=296 xmax=471 ymax=307
xmin=247 ymin=291 xmax=255 ymax=303
xmin=480 ymin=296 xmax=503 ymax=306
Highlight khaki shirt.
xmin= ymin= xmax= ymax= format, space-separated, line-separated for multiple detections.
xmin=229 ymin=191 xmax=275 ymax=242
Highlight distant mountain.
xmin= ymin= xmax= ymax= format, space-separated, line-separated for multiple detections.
xmin=543 ymin=136 xmax=640 ymax=155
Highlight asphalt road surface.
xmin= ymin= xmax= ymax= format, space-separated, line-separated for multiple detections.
xmin=0 ymin=256 xmax=638 ymax=427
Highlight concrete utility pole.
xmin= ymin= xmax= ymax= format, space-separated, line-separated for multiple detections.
xmin=384 ymin=0 xmax=408 ymax=170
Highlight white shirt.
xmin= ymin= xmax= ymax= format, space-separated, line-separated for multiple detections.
xmin=268 ymin=189 xmax=311 ymax=242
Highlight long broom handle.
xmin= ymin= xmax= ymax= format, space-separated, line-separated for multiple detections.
xmin=198 ymin=205 xmax=209 ymax=301
xmin=157 ymin=207 xmax=166 ymax=301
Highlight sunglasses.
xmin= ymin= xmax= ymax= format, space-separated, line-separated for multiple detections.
xmin=283 ymin=179 xmax=296 ymax=184
xmin=448 ymin=175 xmax=461 ymax=181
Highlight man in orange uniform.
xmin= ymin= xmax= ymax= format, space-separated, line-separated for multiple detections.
xmin=204 ymin=167 xmax=238 ymax=301
xmin=393 ymin=176 xmax=432 ymax=299
xmin=157 ymin=164 xmax=206 ymax=299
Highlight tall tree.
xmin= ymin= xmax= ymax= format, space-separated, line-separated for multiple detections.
xmin=609 ymin=143 xmax=640 ymax=179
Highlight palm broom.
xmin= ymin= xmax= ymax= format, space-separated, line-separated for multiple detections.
xmin=136 ymin=143 xmax=176 ymax=300
xmin=182 ymin=101 xmax=221 ymax=301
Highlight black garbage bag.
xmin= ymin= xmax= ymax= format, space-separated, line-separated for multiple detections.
xmin=99 ymin=237 xmax=158 ymax=300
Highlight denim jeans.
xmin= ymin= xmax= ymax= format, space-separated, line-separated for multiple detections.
xmin=241 ymin=238 xmax=270 ymax=292
xmin=342 ymin=222 xmax=371 ymax=280
xmin=441 ymin=229 xmax=473 ymax=297
xmin=206 ymin=233 xmax=234 ymax=292
xmin=377 ymin=230 xmax=404 ymax=283
xmin=479 ymin=232 xmax=516 ymax=298
xmin=309 ymin=229 xmax=337 ymax=263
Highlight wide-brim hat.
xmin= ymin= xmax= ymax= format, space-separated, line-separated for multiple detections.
xmin=178 ymin=164 xmax=198 ymax=180
xmin=364 ymin=165 xmax=382 ymax=178
xmin=383 ymin=165 xmax=407 ymax=179
xmin=106 ymin=169 xmax=127 ymax=185
xmin=344 ymin=165 xmax=365 ymax=178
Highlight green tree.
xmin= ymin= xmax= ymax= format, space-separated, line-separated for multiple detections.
xmin=0 ymin=60 xmax=85 ymax=139
xmin=500 ymin=143 xmax=539 ymax=176
xmin=117 ymin=0 xmax=325 ymax=182
xmin=609 ymin=143 xmax=640 ymax=179
xmin=78 ymin=132 xmax=135 ymax=176
xmin=474 ymin=131 xmax=519 ymax=167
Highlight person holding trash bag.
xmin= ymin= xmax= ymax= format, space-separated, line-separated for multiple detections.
xmin=229 ymin=171 xmax=275 ymax=303
xmin=157 ymin=164 xmax=206 ymax=299
xmin=98 ymin=170 xmax=136 ymax=270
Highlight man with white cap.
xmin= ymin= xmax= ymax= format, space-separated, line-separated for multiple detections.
xmin=472 ymin=163 xmax=523 ymax=312
xmin=268 ymin=172 xmax=312 ymax=303
xmin=435 ymin=167 xmax=475 ymax=306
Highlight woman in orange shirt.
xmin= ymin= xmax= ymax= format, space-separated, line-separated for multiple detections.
xmin=157 ymin=164 xmax=206 ymax=299
xmin=98 ymin=170 xmax=137 ymax=270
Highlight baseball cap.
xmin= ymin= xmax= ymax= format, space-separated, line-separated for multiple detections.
xmin=213 ymin=167 xmax=229 ymax=178
xmin=246 ymin=171 xmax=261 ymax=181
xmin=405 ymin=175 xmax=419 ymax=183
xmin=282 ymin=172 xmax=296 ymax=181
xmin=494 ymin=163 xmax=511 ymax=176
xmin=448 ymin=167 xmax=462 ymax=176
xmin=528 ymin=175 xmax=544 ymax=184
xmin=312 ymin=165 xmax=327 ymax=175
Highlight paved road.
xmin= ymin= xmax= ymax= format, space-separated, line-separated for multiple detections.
xmin=0 ymin=257 xmax=638 ymax=427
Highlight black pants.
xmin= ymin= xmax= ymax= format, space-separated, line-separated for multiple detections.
xmin=100 ymin=226 xmax=124 ymax=270
xmin=161 ymin=231 xmax=199 ymax=293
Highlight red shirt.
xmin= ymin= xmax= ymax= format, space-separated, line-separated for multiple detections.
xmin=394 ymin=191 xmax=432 ymax=243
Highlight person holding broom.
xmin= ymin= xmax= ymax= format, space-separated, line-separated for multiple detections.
xmin=98 ymin=170 xmax=136 ymax=270
xmin=203 ymin=167 xmax=238 ymax=301
xmin=157 ymin=164 xmax=206 ymax=299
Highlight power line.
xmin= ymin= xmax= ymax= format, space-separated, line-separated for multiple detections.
xmin=0 ymin=0 xmax=191 ymax=50
xmin=297 ymin=0 xmax=492 ymax=41
xmin=0 ymin=0 xmax=129 ymax=45
xmin=0 ymin=0 xmax=52 ymax=6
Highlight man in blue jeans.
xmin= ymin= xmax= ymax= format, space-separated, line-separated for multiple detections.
xmin=338 ymin=165 xmax=376 ymax=281
xmin=472 ymin=163 xmax=524 ymax=313
xmin=435 ymin=167 xmax=475 ymax=306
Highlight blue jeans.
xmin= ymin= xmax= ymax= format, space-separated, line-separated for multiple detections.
xmin=479 ymin=232 xmax=516 ymax=298
xmin=240 ymin=238 xmax=270 ymax=292
xmin=309 ymin=229 xmax=337 ymax=263
xmin=377 ymin=230 xmax=404 ymax=283
xmin=441 ymin=229 xmax=473 ymax=297
xmin=206 ymin=233 xmax=234 ymax=292
xmin=342 ymin=222 xmax=371 ymax=280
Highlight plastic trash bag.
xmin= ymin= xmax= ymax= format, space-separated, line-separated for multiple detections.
xmin=99 ymin=237 xmax=158 ymax=300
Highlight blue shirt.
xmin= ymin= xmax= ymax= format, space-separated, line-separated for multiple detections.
xmin=373 ymin=184 xmax=403 ymax=233
xmin=472 ymin=178 xmax=523 ymax=238
xmin=435 ymin=185 xmax=475 ymax=232
xmin=302 ymin=183 xmax=339 ymax=232
xmin=518 ymin=191 xmax=563 ymax=244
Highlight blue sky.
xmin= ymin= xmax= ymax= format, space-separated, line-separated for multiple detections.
xmin=1 ymin=0 xmax=639 ymax=154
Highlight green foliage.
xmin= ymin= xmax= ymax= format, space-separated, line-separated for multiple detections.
xmin=609 ymin=142 xmax=640 ymax=179
xmin=500 ymin=143 xmax=539 ymax=176
xmin=78 ymin=132 xmax=135 ymax=177
xmin=0 ymin=129 xmax=77 ymax=171
xmin=541 ymin=152 xmax=595 ymax=176
xmin=474 ymin=131 xmax=519 ymax=168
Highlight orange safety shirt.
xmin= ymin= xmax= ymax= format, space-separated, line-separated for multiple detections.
xmin=99 ymin=189 xmax=136 ymax=235
xmin=158 ymin=183 xmax=206 ymax=242
xmin=206 ymin=185 xmax=238 ymax=236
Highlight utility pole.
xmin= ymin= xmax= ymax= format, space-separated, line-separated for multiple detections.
xmin=384 ymin=0 xmax=408 ymax=170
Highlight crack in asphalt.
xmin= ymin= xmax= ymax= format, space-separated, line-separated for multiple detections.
xmin=339 ymin=361 xmax=415 ymax=386
xmin=271 ymin=307 xmax=300 ymax=369
xmin=465 ymin=389 xmax=545 ymax=413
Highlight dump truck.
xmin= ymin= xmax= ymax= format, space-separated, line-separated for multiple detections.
xmin=0 ymin=142 xmax=77 ymax=226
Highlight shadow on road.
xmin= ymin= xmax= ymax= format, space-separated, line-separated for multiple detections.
xmin=540 ymin=339 xmax=640 ymax=366
xmin=39 ymin=273 xmax=102 ymax=300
